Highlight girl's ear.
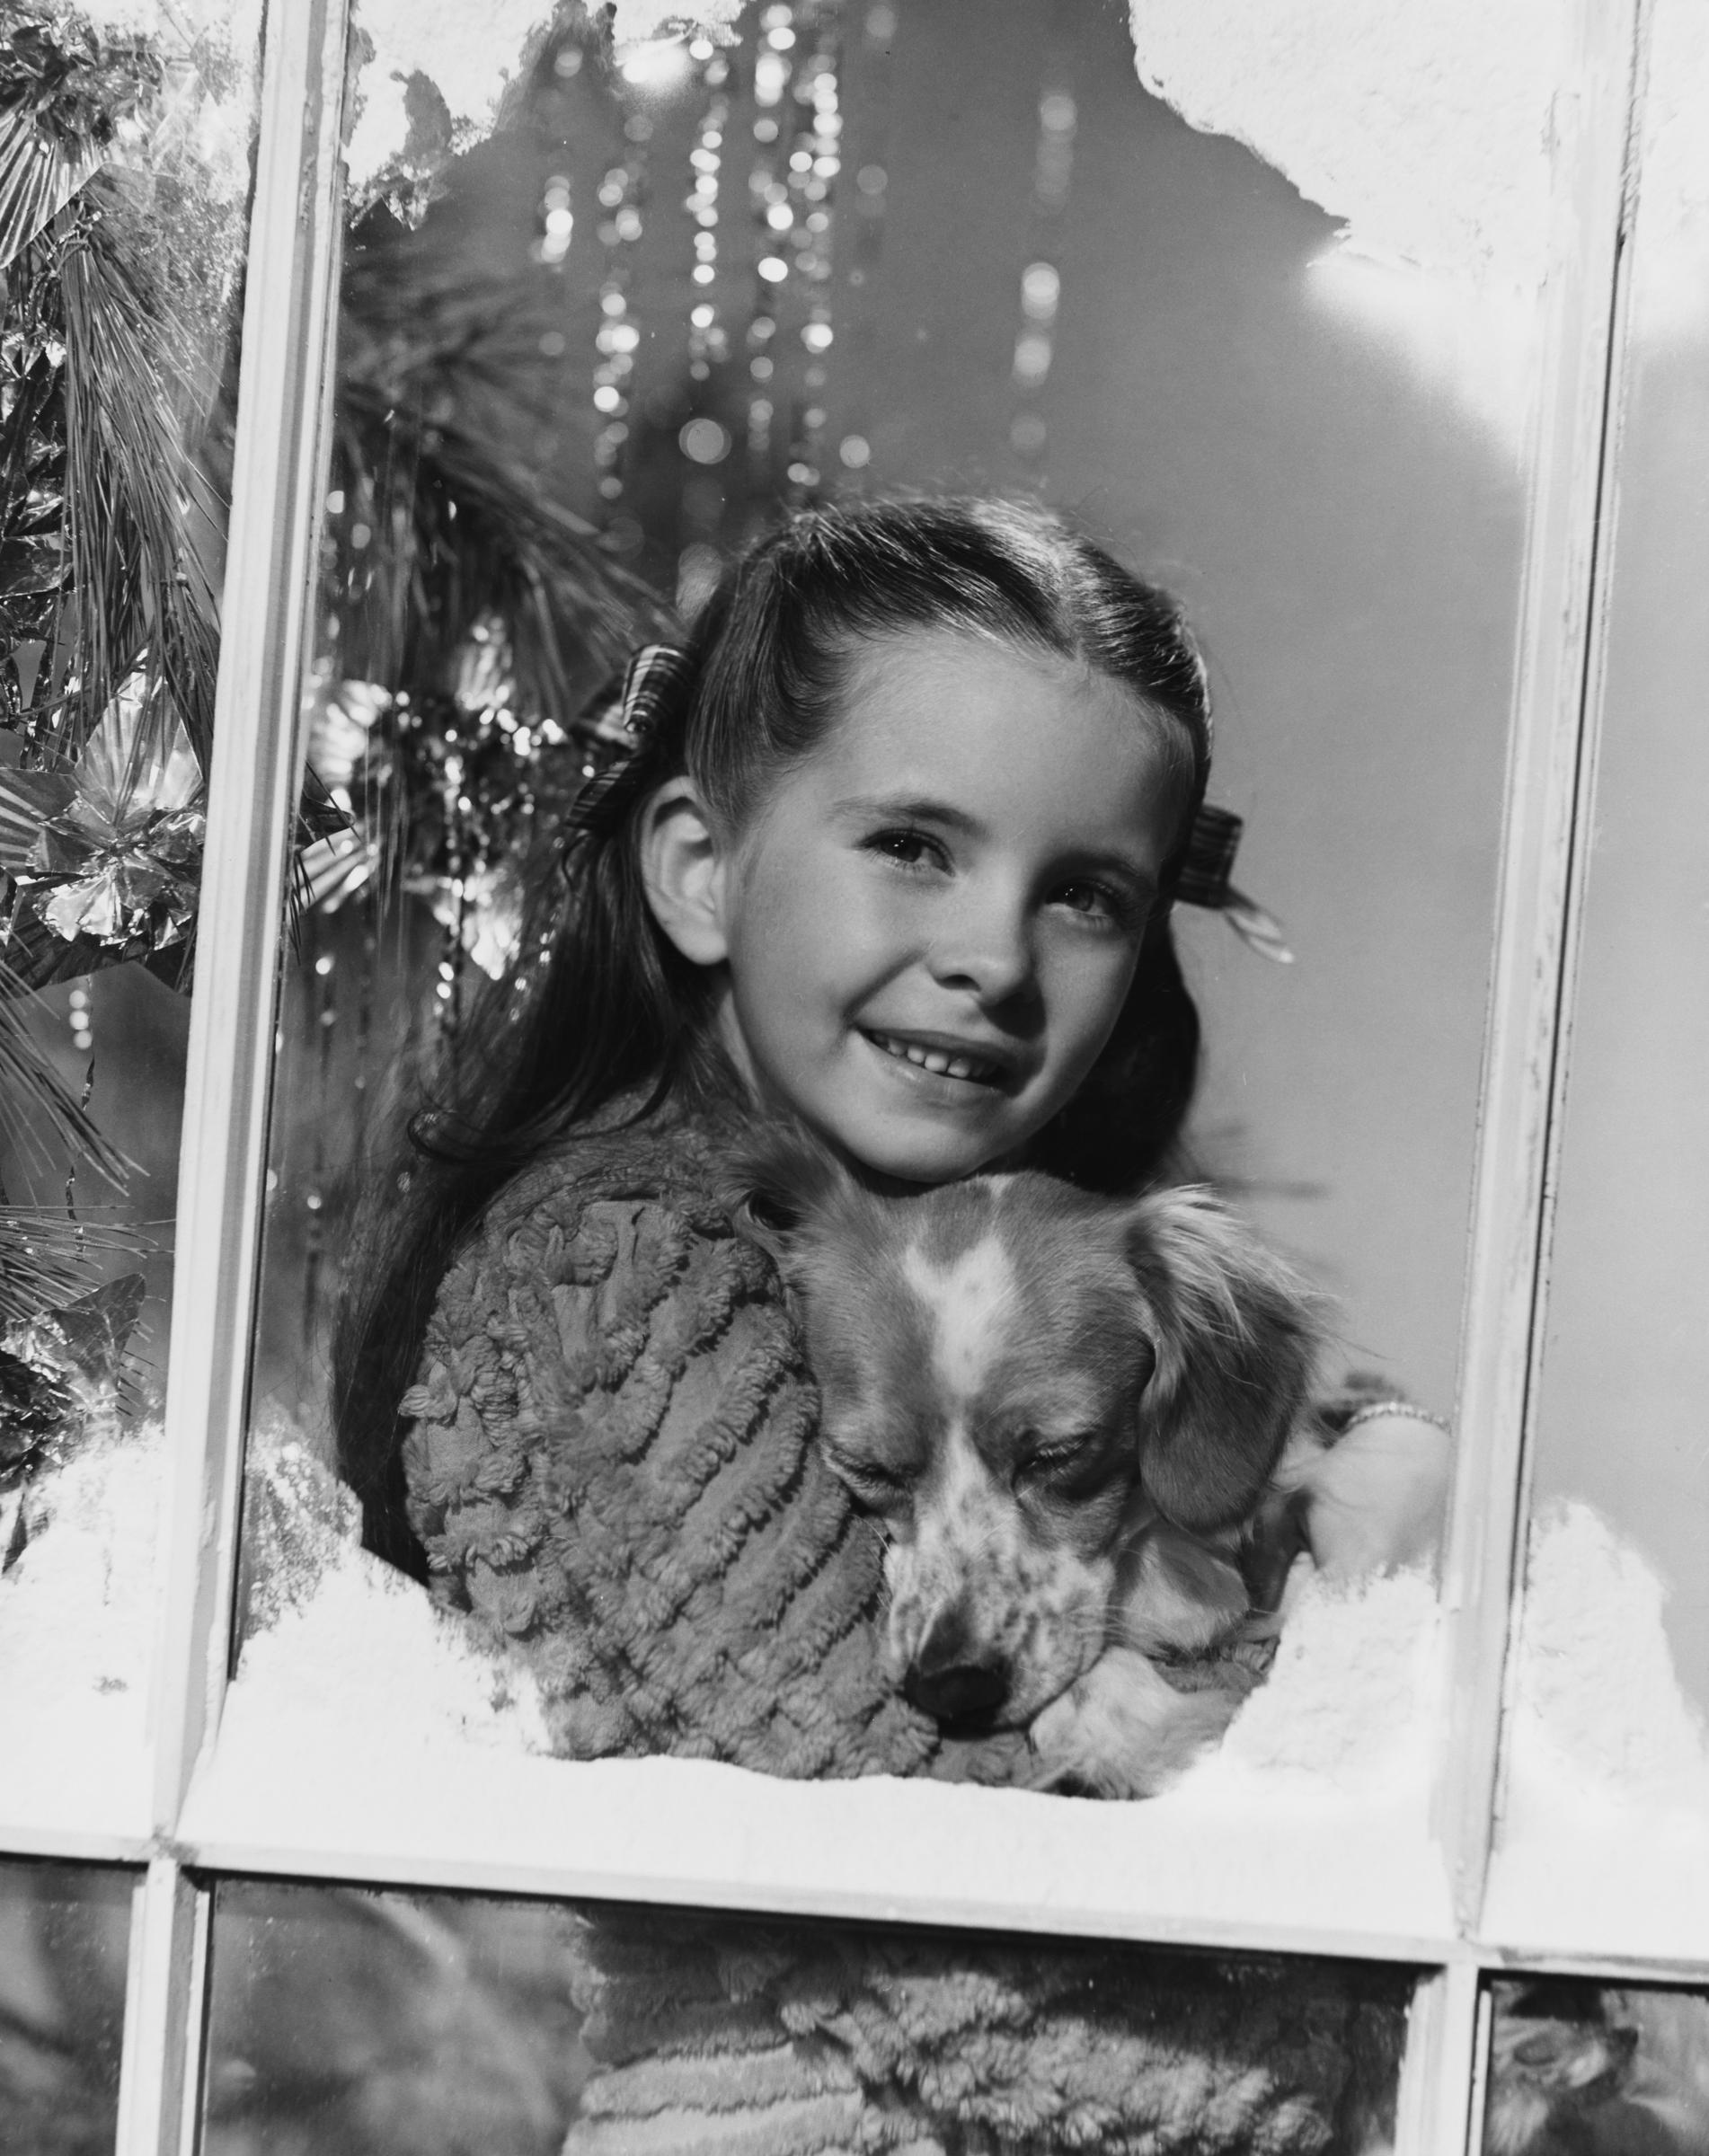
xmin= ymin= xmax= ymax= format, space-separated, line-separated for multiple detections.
xmin=1120 ymin=1188 xmax=1320 ymax=1533
xmin=639 ymin=777 xmax=731 ymax=967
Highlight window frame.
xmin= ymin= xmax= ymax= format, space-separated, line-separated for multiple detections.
xmin=4 ymin=0 xmax=1696 ymax=2150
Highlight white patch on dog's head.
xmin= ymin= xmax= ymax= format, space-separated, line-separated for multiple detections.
xmin=901 ymin=1232 xmax=1018 ymax=1403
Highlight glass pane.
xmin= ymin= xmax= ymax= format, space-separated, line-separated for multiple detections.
xmin=0 ymin=4 xmax=267 ymax=1835
xmin=236 ymin=0 xmax=1529 ymax=1833
xmin=0 ymin=1858 xmax=132 ymax=2152
xmin=1483 ymin=1976 xmax=1709 ymax=2156
xmin=1493 ymin=0 xmax=1709 ymax=1966
xmin=206 ymin=1879 xmax=1415 ymax=2155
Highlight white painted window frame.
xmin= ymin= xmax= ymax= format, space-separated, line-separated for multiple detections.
xmin=3 ymin=0 xmax=1692 ymax=2150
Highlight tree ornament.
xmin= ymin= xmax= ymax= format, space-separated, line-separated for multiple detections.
xmin=0 ymin=676 xmax=203 ymax=971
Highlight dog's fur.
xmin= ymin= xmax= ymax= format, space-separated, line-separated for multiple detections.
xmin=734 ymin=1130 xmax=1352 ymax=1794
xmin=1485 ymin=1983 xmax=1642 ymax=2156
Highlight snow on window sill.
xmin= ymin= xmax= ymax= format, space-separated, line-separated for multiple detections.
xmin=1484 ymin=1502 xmax=1709 ymax=1966
xmin=174 ymin=1422 xmax=1457 ymax=1953
xmin=0 ymin=1420 xmax=163 ymax=1848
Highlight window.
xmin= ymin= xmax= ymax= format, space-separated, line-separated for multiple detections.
xmin=3 ymin=0 xmax=1705 ymax=2149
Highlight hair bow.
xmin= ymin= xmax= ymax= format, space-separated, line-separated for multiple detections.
xmin=579 ymin=642 xmax=694 ymax=749
xmin=1173 ymin=802 xmax=1292 ymax=963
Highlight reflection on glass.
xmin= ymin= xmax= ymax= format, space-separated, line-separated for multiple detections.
xmin=0 ymin=2 xmax=264 ymax=1826
xmin=1484 ymin=1977 xmax=1709 ymax=2156
xmin=206 ymin=1880 xmax=1412 ymax=2155
xmin=0 ymin=1858 xmax=131 ymax=2152
xmin=206 ymin=1883 xmax=587 ymax=2155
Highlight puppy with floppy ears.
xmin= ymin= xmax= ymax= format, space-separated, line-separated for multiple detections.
xmin=732 ymin=1128 xmax=1324 ymax=1797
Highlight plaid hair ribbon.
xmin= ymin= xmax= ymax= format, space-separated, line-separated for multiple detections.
xmin=1174 ymin=802 xmax=1292 ymax=963
xmin=580 ymin=641 xmax=694 ymax=747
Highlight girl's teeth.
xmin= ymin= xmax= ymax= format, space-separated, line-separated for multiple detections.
xmin=871 ymin=1032 xmax=990 ymax=1082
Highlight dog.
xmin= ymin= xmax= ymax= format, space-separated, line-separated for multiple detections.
xmin=733 ymin=1129 xmax=1451 ymax=1795
xmin=1484 ymin=1983 xmax=1642 ymax=2156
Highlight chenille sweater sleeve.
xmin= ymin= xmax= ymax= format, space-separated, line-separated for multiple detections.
xmin=398 ymin=1121 xmax=972 ymax=1780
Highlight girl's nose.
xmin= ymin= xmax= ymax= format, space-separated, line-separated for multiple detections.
xmin=928 ymin=890 xmax=1036 ymax=1006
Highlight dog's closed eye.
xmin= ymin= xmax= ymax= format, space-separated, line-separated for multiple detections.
xmin=832 ymin=1456 xmax=915 ymax=1513
xmin=1013 ymin=1433 xmax=1110 ymax=1497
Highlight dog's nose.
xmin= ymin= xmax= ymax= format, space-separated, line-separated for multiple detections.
xmin=903 ymin=1608 xmax=1010 ymax=1724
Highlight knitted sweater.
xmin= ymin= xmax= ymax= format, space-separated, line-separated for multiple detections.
xmin=562 ymin=1907 xmax=1407 ymax=2156
xmin=401 ymin=1099 xmax=1035 ymax=1782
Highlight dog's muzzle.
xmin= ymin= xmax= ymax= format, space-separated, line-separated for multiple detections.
xmin=900 ymin=1603 xmax=1011 ymax=1725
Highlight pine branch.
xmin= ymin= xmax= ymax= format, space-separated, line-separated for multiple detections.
xmin=0 ymin=954 xmax=129 ymax=1188
xmin=55 ymin=186 xmax=223 ymax=772
xmin=0 ymin=1207 xmax=144 ymax=1333
xmin=331 ymin=208 xmax=670 ymax=720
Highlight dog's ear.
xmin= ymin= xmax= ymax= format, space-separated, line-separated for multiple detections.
xmin=722 ymin=1120 xmax=854 ymax=1280
xmin=1119 ymin=1188 xmax=1320 ymax=1533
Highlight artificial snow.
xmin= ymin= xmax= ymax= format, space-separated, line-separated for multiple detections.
xmin=0 ymin=1418 xmax=163 ymax=1842
xmin=1484 ymin=1502 xmax=1709 ymax=1960
xmin=1629 ymin=0 xmax=1709 ymax=346
xmin=71 ymin=0 xmax=264 ymax=213
xmin=609 ymin=0 xmax=745 ymax=48
xmin=341 ymin=0 xmax=748 ymax=208
xmin=188 ymin=1430 xmax=1457 ymax=1941
xmin=234 ymin=1418 xmax=551 ymax=1762
xmin=12 ymin=1409 xmax=1708 ymax=1954
xmin=1127 ymin=0 xmax=1565 ymax=295
xmin=1194 ymin=1567 xmax=1442 ymax=1801
xmin=346 ymin=0 xmax=558 ymax=201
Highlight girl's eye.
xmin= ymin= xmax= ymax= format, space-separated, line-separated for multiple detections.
xmin=863 ymin=826 xmax=949 ymax=872
xmin=1052 ymin=879 xmax=1135 ymax=928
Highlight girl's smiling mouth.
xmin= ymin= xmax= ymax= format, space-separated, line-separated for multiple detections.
xmin=862 ymin=1029 xmax=1011 ymax=1087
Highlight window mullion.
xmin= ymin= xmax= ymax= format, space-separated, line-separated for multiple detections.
xmin=1432 ymin=0 xmax=1643 ymax=1951
xmin=146 ymin=0 xmax=349 ymax=1844
xmin=1393 ymin=1957 xmax=1486 ymax=2156
xmin=117 ymin=0 xmax=347 ymax=2140
xmin=113 ymin=1858 xmax=211 ymax=2156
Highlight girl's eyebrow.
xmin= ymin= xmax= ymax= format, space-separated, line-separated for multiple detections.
xmin=834 ymin=791 xmax=985 ymax=837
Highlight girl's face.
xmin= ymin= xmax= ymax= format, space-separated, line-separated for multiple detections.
xmin=705 ymin=626 xmax=1183 ymax=1183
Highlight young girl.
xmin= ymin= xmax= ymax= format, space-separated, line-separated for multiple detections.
xmin=333 ymin=496 xmax=1263 ymax=1782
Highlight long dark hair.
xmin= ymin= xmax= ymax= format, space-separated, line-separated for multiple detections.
xmin=332 ymin=497 xmax=1214 ymax=1573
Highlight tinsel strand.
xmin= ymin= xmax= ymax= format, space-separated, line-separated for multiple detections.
xmin=1010 ymin=47 xmax=1076 ymax=466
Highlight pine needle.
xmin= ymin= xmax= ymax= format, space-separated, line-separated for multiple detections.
xmin=55 ymin=184 xmax=222 ymax=774
xmin=0 ymin=1205 xmax=144 ymax=1330
xmin=0 ymin=956 xmax=129 ymax=1188
xmin=332 ymin=213 xmax=671 ymax=722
